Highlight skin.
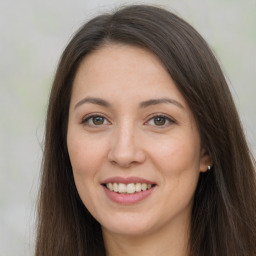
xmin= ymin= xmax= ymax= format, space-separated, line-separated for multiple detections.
xmin=67 ymin=44 xmax=211 ymax=256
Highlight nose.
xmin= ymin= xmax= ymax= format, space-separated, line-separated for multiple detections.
xmin=107 ymin=124 xmax=146 ymax=168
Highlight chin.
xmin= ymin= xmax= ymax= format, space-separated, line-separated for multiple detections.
xmin=100 ymin=212 xmax=157 ymax=237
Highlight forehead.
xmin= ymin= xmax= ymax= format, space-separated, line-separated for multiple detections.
xmin=75 ymin=43 xmax=167 ymax=84
xmin=71 ymin=43 xmax=188 ymax=109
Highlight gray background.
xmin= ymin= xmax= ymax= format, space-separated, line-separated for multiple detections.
xmin=1 ymin=0 xmax=255 ymax=255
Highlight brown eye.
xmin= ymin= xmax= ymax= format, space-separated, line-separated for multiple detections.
xmin=153 ymin=116 xmax=167 ymax=126
xmin=146 ymin=115 xmax=174 ymax=128
xmin=82 ymin=115 xmax=110 ymax=126
xmin=92 ymin=116 xmax=105 ymax=125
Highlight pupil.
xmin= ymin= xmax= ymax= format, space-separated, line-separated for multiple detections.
xmin=154 ymin=117 xmax=165 ymax=125
xmin=93 ymin=116 xmax=104 ymax=125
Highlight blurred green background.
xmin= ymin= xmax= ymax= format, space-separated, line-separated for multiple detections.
xmin=0 ymin=0 xmax=255 ymax=255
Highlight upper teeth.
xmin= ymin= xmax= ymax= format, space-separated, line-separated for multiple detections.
xmin=106 ymin=183 xmax=152 ymax=194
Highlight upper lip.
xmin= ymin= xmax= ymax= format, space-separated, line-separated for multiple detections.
xmin=101 ymin=176 xmax=156 ymax=185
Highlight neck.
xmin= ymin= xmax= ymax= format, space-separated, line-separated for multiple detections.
xmin=102 ymin=218 xmax=190 ymax=256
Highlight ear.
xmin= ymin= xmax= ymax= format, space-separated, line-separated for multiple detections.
xmin=199 ymin=148 xmax=213 ymax=173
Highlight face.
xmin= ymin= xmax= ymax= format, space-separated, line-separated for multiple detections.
xmin=67 ymin=44 xmax=210 ymax=238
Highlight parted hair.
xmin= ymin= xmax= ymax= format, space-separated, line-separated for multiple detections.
xmin=36 ymin=5 xmax=256 ymax=256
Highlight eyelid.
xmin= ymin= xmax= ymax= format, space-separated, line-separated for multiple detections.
xmin=80 ymin=112 xmax=175 ymax=127
xmin=144 ymin=113 xmax=176 ymax=127
xmin=81 ymin=113 xmax=111 ymax=126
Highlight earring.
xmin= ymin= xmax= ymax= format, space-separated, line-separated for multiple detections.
xmin=207 ymin=165 xmax=211 ymax=171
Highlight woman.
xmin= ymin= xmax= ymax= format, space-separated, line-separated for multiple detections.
xmin=36 ymin=5 xmax=256 ymax=256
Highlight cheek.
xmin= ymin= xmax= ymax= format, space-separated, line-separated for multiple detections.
xmin=152 ymin=138 xmax=200 ymax=209
xmin=148 ymin=136 xmax=200 ymax=174
xmin=148 ymin=134 xmax=201 ymax=201
xmin=67 ymin=131 xmax=105 ymax=176
xmin=67 ymin=132 xmax=103 ymax=207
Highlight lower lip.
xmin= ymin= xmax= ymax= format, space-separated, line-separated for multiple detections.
xmin=102 ymin=185 xmax=155 ymax=205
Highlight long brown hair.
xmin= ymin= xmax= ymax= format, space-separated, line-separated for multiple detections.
xmin=36 ymin=5 xmax=256 ymax=256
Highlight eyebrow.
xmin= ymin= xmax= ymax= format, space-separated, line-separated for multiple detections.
xmin=139 ymin=98 xmax=184 ymax=109
xmin=74 ymin=97 xmax=111 ymax=109
xmin=74 ymin=96 xmax=184 ymax=110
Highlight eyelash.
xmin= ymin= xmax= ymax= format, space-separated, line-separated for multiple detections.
xmin=81 ymin=113 xmax=175 ymax=128
xmin=145 ymin=114 xmax=175 ymax=127
xmin=81 ymin=113 xmax=111 ymax=126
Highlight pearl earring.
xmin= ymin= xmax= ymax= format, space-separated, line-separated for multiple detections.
xmin=207 ymin=165 xmax=211 ymax=171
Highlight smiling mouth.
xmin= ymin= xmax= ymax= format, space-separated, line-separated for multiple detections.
xmin=104 ymin=182 xmax=156 ymax=194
